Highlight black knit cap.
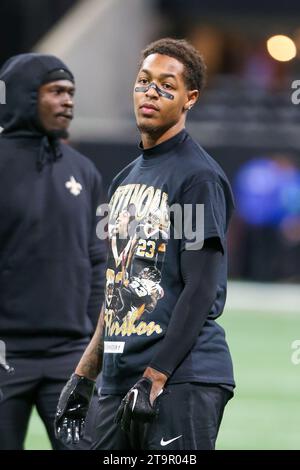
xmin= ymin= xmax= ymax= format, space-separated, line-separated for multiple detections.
xmin=41 ymin=68 xmax=74 ymax=85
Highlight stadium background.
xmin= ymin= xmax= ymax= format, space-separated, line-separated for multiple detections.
xmin=1 ymin=0 xmax=300 ymax=450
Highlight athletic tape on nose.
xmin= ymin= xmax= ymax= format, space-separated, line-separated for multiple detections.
xmin=135 ymin=82 xmax=174 ymax=100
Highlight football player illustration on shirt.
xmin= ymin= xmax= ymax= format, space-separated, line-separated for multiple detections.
xmin=105 ymin=201 xmax=169 ymax=323
xmin=117 ymin=266 xmax=164 ymax=321
xmin=129 ymin=207 xmax=169 ymax=277
xmin=106 ymin=205 xmax=137 ymax=316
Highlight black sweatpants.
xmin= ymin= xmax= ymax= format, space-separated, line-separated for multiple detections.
xmin=0 ymin=350 xmax=98 ymax=450
xmin=91 ymin=382 xmax=233 ymax=450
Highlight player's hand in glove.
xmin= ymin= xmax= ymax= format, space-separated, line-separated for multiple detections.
xmin=115 ymin=377 xmax=161 ymax=433
xmin=54 ymin=373 xmax=95 ymax=445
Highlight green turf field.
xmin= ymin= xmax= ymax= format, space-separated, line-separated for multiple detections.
xmin=25 ymin=308 xmax=300 ymax=450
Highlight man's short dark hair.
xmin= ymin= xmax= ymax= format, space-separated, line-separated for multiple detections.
xmin=140 ymin=38 xmax=207 ymax=93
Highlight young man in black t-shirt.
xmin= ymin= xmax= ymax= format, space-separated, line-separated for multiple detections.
xmin=55 ymin=38 xmax=235 ymax=450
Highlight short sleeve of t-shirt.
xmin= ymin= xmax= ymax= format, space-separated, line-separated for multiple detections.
xmin=178 ymin=177 xmax=227 ymax=253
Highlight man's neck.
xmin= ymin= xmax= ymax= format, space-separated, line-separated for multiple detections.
xmin=141 ymin=121 xmax=185 ymax=150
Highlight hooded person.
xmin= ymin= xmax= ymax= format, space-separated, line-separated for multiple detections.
xmin=0 ymin=53 xmax=106 ymax=449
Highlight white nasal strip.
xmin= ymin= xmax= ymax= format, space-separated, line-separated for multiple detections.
xmin=104 ymin=341 xmax=125 ymax=353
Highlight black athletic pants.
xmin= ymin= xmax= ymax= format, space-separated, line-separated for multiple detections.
xmin=91 ymin=382 xmax=233 ymax=450
xmin=0 ymin=350 xmax=97 ymax=450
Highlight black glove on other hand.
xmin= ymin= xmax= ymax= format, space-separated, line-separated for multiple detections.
xmin=55 ymin=373 xmax=95 ymax=445
xmin=115 ymin=377 xmax=159 ymax=433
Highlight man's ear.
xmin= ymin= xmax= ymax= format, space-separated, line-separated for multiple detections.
xmin=184 ymin=89 xmax=199 ymax=111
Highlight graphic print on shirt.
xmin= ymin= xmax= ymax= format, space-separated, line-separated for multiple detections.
xmin=104 ymin=184 xmax=170 ymax=339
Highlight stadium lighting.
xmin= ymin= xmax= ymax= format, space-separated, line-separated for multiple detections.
xmin=266 ymin=35 xmax=297 ymax=62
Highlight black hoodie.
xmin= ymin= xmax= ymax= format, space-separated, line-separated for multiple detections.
xmin=0 ymin=54 xmax=106 ymax=354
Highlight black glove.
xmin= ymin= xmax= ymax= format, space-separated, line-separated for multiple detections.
xmin=115 ymin=377 xmax=159 ymax=433
xmin=54 ymin=373 xmax=95 ymax=445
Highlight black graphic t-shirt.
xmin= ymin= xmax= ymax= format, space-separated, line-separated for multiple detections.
xmin=102 ymin=129 xmax=235 ymax=394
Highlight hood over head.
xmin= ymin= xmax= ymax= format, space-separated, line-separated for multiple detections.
xmin=0 ymin=53 xmax=74 ymax=171
xmin=0 ymin=53 xmax=74 ymax=135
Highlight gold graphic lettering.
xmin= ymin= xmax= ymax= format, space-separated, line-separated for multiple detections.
xmin=104 ymin=310 xmax=162 ymax=338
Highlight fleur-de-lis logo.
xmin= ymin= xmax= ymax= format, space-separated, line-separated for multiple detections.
xmin=65 ymin=176 xmax=82 ymax=196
